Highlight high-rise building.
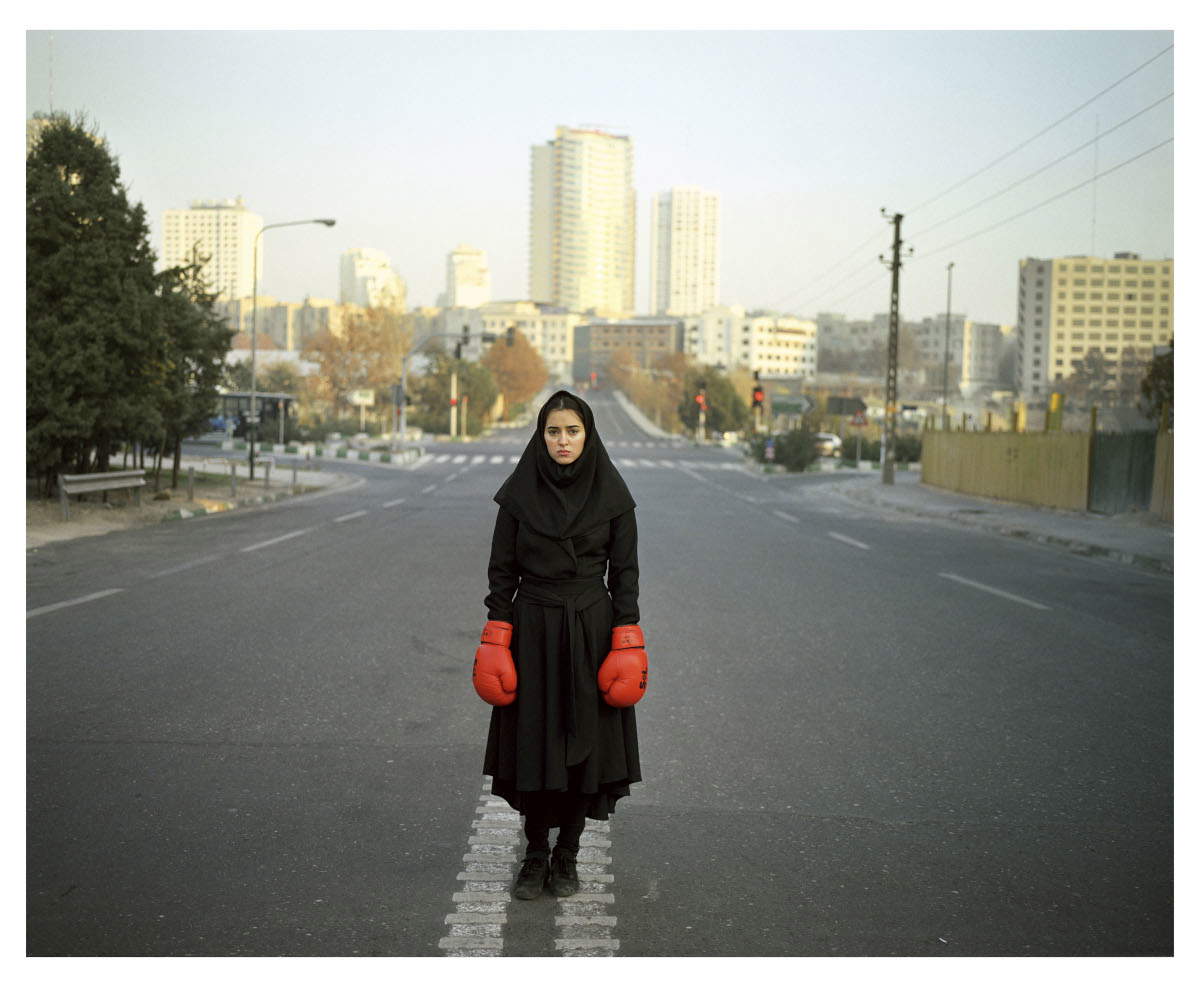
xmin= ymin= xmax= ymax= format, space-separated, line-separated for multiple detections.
xmin=529 ymin=126 xmax=636 ymax=317
xmin=339 ymin=248 xmax=407 ymax=310
xmin=1016 ymin=253 xmax=1173 ymax=400
xmin=441 ymin=245 xmax=492 ymax=308
xmin=161 ymin=197 xmax=264 ymax=302
xmin=650 ymin=186 xmax=720 ymax=316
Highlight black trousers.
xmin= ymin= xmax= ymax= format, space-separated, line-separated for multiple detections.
xmin=522 ymin=791 xmax=588 ymax=856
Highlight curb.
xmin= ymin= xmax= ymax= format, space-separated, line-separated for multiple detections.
xmin=836 ymin=484 xmax=1172 ymax=576
xmin=220 ymin=441 xmax=424 ymax=467
xmin=159 ymin=480 xmax=345 ymax=522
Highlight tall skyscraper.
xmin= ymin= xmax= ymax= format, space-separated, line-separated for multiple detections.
xmin=529 ymin=126 xmax=636 ymax=317
xmin=441 ymin=244 xmax=492 ymax=308
xmin=161 ymin=197 xmax=263 ymax=301
xmin=650 ymin=186 xmax=720 ymax=316
xmin=1015 ymin=252 xmax=1173 ymax=400
xmin=339 ymin=248 xmax=407 ymax=310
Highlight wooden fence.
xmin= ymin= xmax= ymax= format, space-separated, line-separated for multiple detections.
xmin=922 ymin=431 xmax=1092 ymax=511
xmin=923 ymin=426 xmax=1173 ymax=517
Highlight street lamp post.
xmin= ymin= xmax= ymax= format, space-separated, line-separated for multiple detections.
xmin=249 ymin=217 xmax=336 ymax=479
xmin=941 ymin=261 xmax=955 ymax=428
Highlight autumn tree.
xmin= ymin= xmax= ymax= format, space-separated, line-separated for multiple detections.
xmin=409 ymin=352 xmax=499 ymax=436
xmin=481 ymin=329 xmax=548 ymax=418
xmin=304 ymin=307 xmax=410 ymax=421
xmin=678 ymin=366 xmax=748 ymax=436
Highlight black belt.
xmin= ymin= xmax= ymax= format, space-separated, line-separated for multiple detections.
xmin=516 ymin=575 xmax=609 ymax=738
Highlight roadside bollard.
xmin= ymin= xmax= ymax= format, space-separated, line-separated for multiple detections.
xmin=263 ymin=460 xmax=271 ymax=489
xmin=229 ymin=461 xmax=237 ymax=498
xmin=187 ymin=466 xmax=195 ymax=502
xmin=291 ymin=463 xmax=298 ymax=493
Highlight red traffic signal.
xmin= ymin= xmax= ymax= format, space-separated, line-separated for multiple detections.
xmin=449 ymin=398 xmax=458 ymax=406
xmin=752 ymin=388 xmax=765 ymax=407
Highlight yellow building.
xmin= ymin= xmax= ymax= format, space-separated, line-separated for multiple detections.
xmin=1016 ymin=253 xmax=1173 ymax=400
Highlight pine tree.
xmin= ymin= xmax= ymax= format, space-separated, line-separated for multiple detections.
xmin=27 ymin=114 xmax=162 ymax=493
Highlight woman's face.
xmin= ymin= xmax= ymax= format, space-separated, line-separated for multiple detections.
xmin=544 ymin=408 xmax=586 ymax=465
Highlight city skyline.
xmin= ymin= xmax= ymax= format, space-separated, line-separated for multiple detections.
xmin=24 ymin=29 xmax=1174 ymax=325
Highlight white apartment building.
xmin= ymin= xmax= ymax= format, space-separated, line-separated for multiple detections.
xmin=161 ymin=197 xmax=263 ymax=301
xmin=1016 ymin=252 xmax=1174 ymax=400
xmin=650 ymin=186 xmax=720 ymax=316
xmin=960 ymin=321 xmax=1016 ymax=398
xmin=479 ymin=300 xmax=581 ymax=384
xmin=529 ymin=126 xmax=636 ymax=317
xmin=684 ymin=307 xmax=817 ymax=378
xmin=339 ymin=248 xmax=407 ymax=310
xmin=737 ymin=315 xmax=818 ymax=378
xmin=441 ymin=245 xmax=492 ymax=308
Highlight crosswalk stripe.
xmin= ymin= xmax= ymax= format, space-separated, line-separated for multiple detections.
xmin=490 ymin=455 xmax=504 ymax=464
xmin=472 ymin=455 xmax=485 ymax=464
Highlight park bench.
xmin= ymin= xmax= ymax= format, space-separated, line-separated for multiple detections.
xmin=58 ymin=469 xmax=146 ymax=521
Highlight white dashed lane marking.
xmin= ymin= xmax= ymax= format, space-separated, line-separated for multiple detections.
xmin=828 ymin=531 xmax=871 ymax=550
xmin=27 ymin=588 xmax=125 ymax=619
xmin=421 ymin=483 xmax=439 ymax=494
xmin=240 ymin=528 xmax=313 ymax=552
xmin=939 ymin=572 xmax=1051 ymax=611
xmin=773 ymin=510 xmax=799 ymax=523
xmin=382 ymin=497 xmax=406 ymax=508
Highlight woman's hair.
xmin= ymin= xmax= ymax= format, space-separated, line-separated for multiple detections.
xmin=544 ymin=393 xmax=586 ymax=422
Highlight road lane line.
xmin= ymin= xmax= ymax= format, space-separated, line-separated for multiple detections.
xmin=440 ymin=778 xmax=520 ymax=956
xmin=452 ymin=455 xmax=468 ymax=464
xmin=151 ymin=554 xmax=223 ymax=578
xmin=638 ymin=459 xmax=657 ymax=468
xmin=27 ymin=588 xmax=124 ymax=620
xmin=471 ymin=455 xmax=486 ymax=464
xmin=657 ymin=459 xmax=676 ymax=468
xmin=555 ymin=820 xmax=619 ymax=956
xmin=240 ymin=528 xmax=313 ymax=552
xmin=421 ymin=483 xmax=439 ymax=494
xmin=938 ymin=572 xmax=1051 ymax=611
xmin=489 ymin=455 xmax=504 ymax=464
xmin=773 ymin=510 xmax=799 ymax=523
xmin=333 ymin=510 xmax=368 ymax=523
xmin=828 ymin=531 xmax=871 ymax=550
xmin=382 ymin=498 xmax=406 ymax=508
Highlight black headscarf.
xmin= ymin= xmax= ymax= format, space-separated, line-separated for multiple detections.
xmin=493 ymin=390 xmax=636 ymax=540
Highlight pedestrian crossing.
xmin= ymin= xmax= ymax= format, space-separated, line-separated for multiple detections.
xmin=487 ymin=436 xmax=684 ymax=450
xmin=413 ymin=452 xmax=747 ymax=471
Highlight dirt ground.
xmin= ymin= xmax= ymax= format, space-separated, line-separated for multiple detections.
xmin=26 ymin=472 xmax=285 ymax=550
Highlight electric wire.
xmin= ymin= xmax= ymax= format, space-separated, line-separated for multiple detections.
xmin=909 ymin=91 xmax=1174 ymax=239
xmin=907 ymin=43 xmax=1173 ymax=216
xmin=914 ymin=137 xmax=1174 ymax=261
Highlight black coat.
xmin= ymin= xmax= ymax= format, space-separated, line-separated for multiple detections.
xmin=482 ymin=504 xmax=642 ymax=822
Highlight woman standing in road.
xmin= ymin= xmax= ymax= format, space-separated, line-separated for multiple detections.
xmin=471 ymin=390 xmax=647 ymax=900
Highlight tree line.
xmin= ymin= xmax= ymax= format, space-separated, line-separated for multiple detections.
xmin=27 ymin=115 xmax=232 ymax=496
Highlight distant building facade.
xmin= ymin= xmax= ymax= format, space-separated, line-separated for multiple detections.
xmin=1016 ymin=252 xmax=1174 ymax=400
xmin=161 ymin=197 xmax=264 ymax=302
xmin=960 ymin=321 xmax=1017 ymax=398
xmin=479 ymin=300 xmax=581 ymax=385
xmin=339 ymin=248 xmax=407 ymax=310
xmin=684 ymin=306 xmax=816 ymax=378
xmin=650 ymin=186 xmax=720 ymax=316
xmin=573 ymin=317 xmax=683 ymax=384
xmin=530 ymin=126 xmax=636 ymax=317
xmin=440 ymin=244 xmax=492 ymax=308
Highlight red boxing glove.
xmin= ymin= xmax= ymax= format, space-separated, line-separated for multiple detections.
xmin=473 ymin=620 xmax=517 ymax=706
xmin=598 ymin=624 xmax=648 ymax=707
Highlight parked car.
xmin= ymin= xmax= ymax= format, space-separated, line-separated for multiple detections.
xmin=814 ymin=432 xmax=843 ymax=456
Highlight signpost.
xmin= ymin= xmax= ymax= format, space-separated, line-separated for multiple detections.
xmin=349 ymin=388 xmax=374 ymax=432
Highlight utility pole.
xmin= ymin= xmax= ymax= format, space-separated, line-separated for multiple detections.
xmin=941 ymin=261 xmax=955 ymax=427
xmin=879 ymin=209 xmax=910 ymax=486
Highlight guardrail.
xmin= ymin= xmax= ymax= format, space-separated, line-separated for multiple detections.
xmin=58 ymin=469 xmax=146 ymax=521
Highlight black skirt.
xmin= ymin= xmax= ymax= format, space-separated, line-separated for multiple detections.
xmin=483 ymin=575 xmax=641 ymax=824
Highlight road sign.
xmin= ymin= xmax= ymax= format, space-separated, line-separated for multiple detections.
xmin=850 ymin=411 xmax=867 ymax=426
xmin=349 ymin=389 xmax=375 ymax=407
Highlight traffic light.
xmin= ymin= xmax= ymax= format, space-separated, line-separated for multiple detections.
xmin=752 ymin=387 xmax=765 ymax=408
xmin=506 ymin=325 xmax=515 ymax=347
xmin=449 ymin=397 xmax=458 ymax=407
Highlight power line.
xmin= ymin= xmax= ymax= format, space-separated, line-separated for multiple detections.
xmin=908 ymin=43 xmax=1173 ymax=216
xmin=910 ymin=92 xmax=1173 ymax=239
xmin=915 ymin=137 xmax=1174 ymax=261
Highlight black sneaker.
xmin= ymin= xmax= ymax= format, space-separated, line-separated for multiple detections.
xmin=548 ymin=847 xmax=579 ymax=897
xmin=512 ymin=854 xmax=549 ymax=900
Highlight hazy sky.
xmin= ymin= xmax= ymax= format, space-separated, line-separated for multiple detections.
xmin=24 ymin=26 xmax=1174 ymax=326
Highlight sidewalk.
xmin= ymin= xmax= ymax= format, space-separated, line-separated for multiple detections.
xmin=831 ymin=470 xmax=1173 ymax=575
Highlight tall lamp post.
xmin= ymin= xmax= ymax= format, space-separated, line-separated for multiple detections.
xmin=941 ymin=261 xmax=955 ymax=427
xmin=249 ymin=217 xmax=336 ymax=479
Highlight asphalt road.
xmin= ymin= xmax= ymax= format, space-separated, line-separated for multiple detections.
xmin=26 ymin=390 xmax=1172 ymax=956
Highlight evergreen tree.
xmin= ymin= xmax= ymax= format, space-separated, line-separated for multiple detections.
xmin=27 ymin=114 xmax=162 ymax=492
